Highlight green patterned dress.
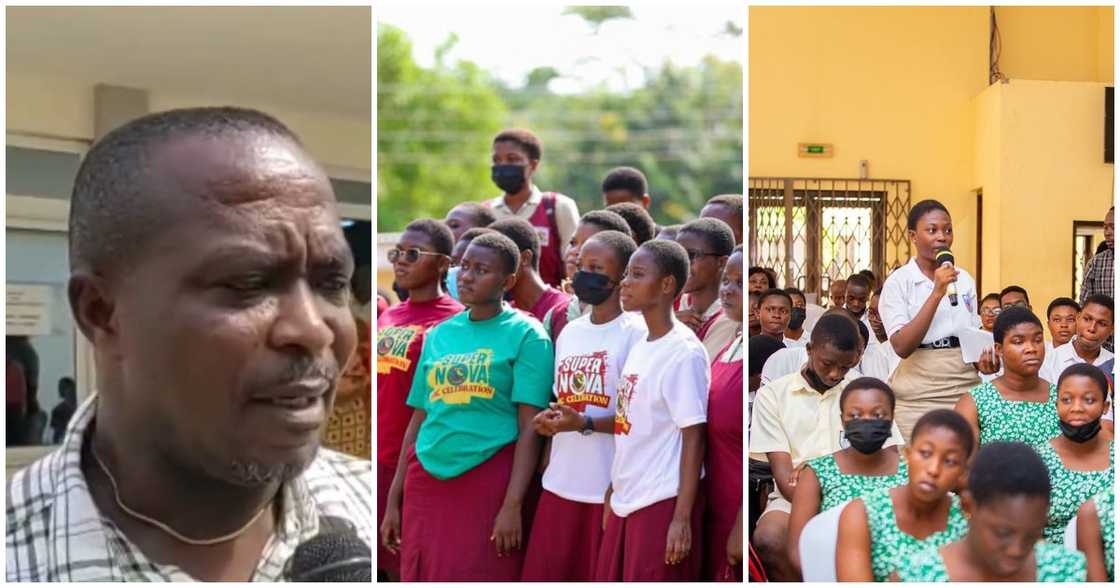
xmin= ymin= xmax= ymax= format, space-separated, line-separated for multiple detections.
xmin=1092 ymin=490 xmax=1114 ymax=581
xmin=897 ymin=541 xmax=1087 ymax=582
xmin=806 ymin=451 xmax=909 ymax=511
xmin=969 ymin=381 xmax=1060 ymax=446
xmin=1036 ymin=439 xmax=1114 ymax=543
xmin=862 ymin=487 xmax=969 ymax=582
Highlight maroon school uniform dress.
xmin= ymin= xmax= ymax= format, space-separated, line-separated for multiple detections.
xmin=374 ymin=295 xmax=463 ymax=576
xmin=704 ymin=337 xmax=744 ymax=581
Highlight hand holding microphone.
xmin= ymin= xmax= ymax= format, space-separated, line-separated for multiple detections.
xmin=934 ymin=248 xmax=960 ymax=306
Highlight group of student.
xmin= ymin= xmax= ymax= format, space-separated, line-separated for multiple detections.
xmin=748 ymin=198 xmax=1115 ymax=582
xmin=376 ymin=127 xmax=745 ymax=581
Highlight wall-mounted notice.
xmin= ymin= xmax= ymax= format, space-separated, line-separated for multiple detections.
xmin=7 ymin=284 xmax=51 ymax=336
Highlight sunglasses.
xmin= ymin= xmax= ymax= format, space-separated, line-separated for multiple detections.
xmin=388 ymin=248 xmax=448 ymax=264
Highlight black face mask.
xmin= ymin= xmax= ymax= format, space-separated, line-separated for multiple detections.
xmin=789 ymin=307 xmax=807 ymax=330
xmin=572 ymin=270 xmax=614 ymax=306
xmin=1059 ymin=417 xmax=1102 ymax=443
xmin=844 ymin=419 xmax=893 ymax=454
xmin=492 ymin=164 xmax=527 ymax=194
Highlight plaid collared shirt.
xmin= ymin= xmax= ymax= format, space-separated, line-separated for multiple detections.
xmin=6 ymin=395 xmax=373 ymax=582
xmin=1080 ymin=246 xmax=1115 ymax=351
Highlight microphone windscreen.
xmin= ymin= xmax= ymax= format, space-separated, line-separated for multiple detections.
xmin=936 ymin=248 xmax=955 ymax=265
xmin=285 ymin=530 xmax=372 ymax=582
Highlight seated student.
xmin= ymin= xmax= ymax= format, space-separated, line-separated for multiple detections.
xmin=760 ymin=309 xmax=871 ymax=386
xmin=522 ymin=231 xmax=644 ymax=581
xmin=674 ymin=218 xmax=738 ymax=360
xmin=999 ymin=285 xmax=1031 ymax=310
xmin=844 ymin=273 xmax=873 ymax=334
xmin=786 ymin=378 xmax=909 ymax=574
xmin=896 ymin=442 xmax=1087 ymax=582
xmin=978 ymin=292 xmax=1001 ymax=332
xmin=489 ymin=217 xmax=572 ymax=324
xmin=749 ymin=314 xmax=901 ymax=581
xmin=601 ymin=166 xmax=652 ymax=209
xmin=380 ymin=232 xmax=553 ymax=581
xmin=859 ymin=269 xmax=879 ymax=292
xmin=1040 ymin=294 xmax=1114 ymax=383
xmin=704 ymin=244 xmax=745 ymax=581
xmin=748 ymin=291 xmax=762 ymax=338
xmin=1036 ymin=363 xmax=1115 ymax=543
xmin=954 ymin=306 xmax=1059 ymax=447
xmin=783 ymin=288 xmax=810 ymax=346
xmin=444 ymin=201 xmax=498 ymax=242
xmin=594 ymin=240 xmax=710 ymax=581
xmin=756 ymin=288 xmax=793 ymax=346
xmin=828 ymin=278 xmax=847 ymax=309
xmin=862 ymin=289 xmax=902 ymax=381
xmin=446 ymin=227 xmax=494 ymax=301
xmin=656 ymin=224 xmax=682 ymax=241
xmin=377 ymin=219 xmax=464 ymax=579
xmin=700 ymin=194 xmax=744 ymax=245
xmin=748 ymin=266 xmax=775 ymax=293
xmin=605 ymin=202 xmax=657 ymax=246
xmin=551 ymin=210 xmax=633 ymax=337
xmin=1045 ymin=297 xmax=1080 ymax=353
xmin=1075 ymin=489 xmax=1114 ymax=582
xmin=836 ymin=410 xmax=973 ymax=582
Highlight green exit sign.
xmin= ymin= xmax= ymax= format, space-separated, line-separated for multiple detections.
xmin=807 ymin=145 xmax=824 ymax=153
xmin=798 ymin=142 xmax=834 ymax=158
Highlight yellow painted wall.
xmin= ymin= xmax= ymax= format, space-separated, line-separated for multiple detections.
xmin=985 ymin=80 xmax=1113 ymax=312
xmin=997 ymin=6 xmax=1114 ymax=84
xmin=972 ymin=83 xmax=1002 ymax=296
xmin=749 ymin=6 xmax=989 ymax=270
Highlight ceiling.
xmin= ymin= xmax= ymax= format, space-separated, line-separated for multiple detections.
xmin=7 ymin=6 xmax=371 ymax=117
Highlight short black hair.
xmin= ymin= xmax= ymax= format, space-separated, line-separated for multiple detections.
xmin=467 ymin=232 xmax=521 ymax=275
xmin=404 ymin=218 xmax=455 ymax=256
xmin=999 ymin=285 xmax=1030 ymax=306
xmin=840 ymin=377 xmax=896 ymax=412
xmin=601 ymin=166 xmax=648 ymax=198
xmin=585 ymin=230 xmax=638 ymax=271
xmin=493 ymin=128 xmax=542 ymax=160
xmin=638 ymin=239 xmax=690 ymax=298
xmin=845 ymin=274 xmax=871 ymax=292
xmin=489 ymin=217 xmax=541 ymax=271
xmin=859 ymin=269 xmax=877 ymax=286
xmin=783 ymin=287 xmax=806 ymax=304
xmin=656 ymin=224 xmax=682 ymax=241
xmin=907 ymin=199 xmax=951 ymax=231
xmin=968 ymin=442 xmax=1050 ymax=507
xmin=606 ymin=202 xmax=657 ymax=245
xmin=1083 ymin=294 xmax=1115 ymax=318
xmin=1046 ymin=297 xmax=1081 ymax=319
xmin=749 ymin=266 xmax=777 ymax=289
xmin=748 ymin=335 xmax=786 ymax=377
xmin=580 ymin=210 xmax=632 ymax=238
xmin=705 ymin=194 xmax=744 ymax=217
xmin=1056 ymin=363 xmax=1110 ymax=401
xmin=69 ymin=106 xmax=305 ymax=274
xmin=758 ymin=287 xmax=792 ymax=309
xmin=679 ymin=217 xmax=736 ymax=257
xmin=809 ymin=313 xmax=861 ymax=353
xmin=992 ymin=306 xmax=1043 ymax=344
xmin=448 ymin=202 xmax=498 ymax=227
xmin=911 ymin=409 xmax=974 ymax=457
xmin=981 ymin=292 xmax=1001 ymax=305
xmin=458 ymin=226 xmax=494 ymax=244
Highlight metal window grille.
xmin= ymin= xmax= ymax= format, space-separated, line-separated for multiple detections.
xmin=748 ymin=177 xmax=911 ymax=301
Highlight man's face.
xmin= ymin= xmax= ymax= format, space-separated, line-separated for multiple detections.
xmin=758 ymin=293 xmax=791 ymax=338
xmin=491 ymin=141 xmax=537 ymax=179
xmin=108 ymin=133 xmax=357 ymax=487
xmin=1076 ymin=302 xmax=1114 ymax=351
xmin=675 ymin=231 xmax=726 ymax=294
xmin=1105 ymin=208 xmax=1114 ymax=248
xmin=845 ymin=284 xmax=870 ymax=317
xmin=805 ymin=341 xmax=860 ymax=389
xmin=1000 ymin=290 xmax=1029 ymax=310
xmin=1047 ymin=305 xmax=1078 ymax=347
xmin=700 ymin=203 xmax=742 ymax=245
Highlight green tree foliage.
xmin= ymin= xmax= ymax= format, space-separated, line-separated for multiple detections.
xmin=377 ymin=24 xmax=742 ymax=231
xmin=563 ymin=6 xmax=635 ymax=33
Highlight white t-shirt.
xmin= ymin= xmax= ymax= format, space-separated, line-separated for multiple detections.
xmin=1038 ymin=338 xmax=1115 ymax=385
xmin=542 ymin=312 xmax=647 ymax=503
xmin=861 ymin=339 xmax=901 ymax=382
xmin=610 ymin=321 xmax=709 ymax=517
xmin=879 ymin=257 xmax=981 ymax=344
xmin=783 ymin=331 xmax=809 ymax=348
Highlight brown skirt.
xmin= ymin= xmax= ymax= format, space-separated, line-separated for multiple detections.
xmin=888 ymin=347 xmax=979 ymax=443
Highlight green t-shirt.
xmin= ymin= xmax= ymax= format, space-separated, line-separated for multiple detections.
xmin=406 ymin=306 xmax=554 ymax=480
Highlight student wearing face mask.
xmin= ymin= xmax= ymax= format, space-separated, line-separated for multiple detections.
xmin=955 ymin=306 xmax=1060 ymax=447
xmin=484 ymin=128 xmax=580 ymax=288
xmin=1036 ymin=363 xmax=1115 ymax=544
xmin=836 ymin=410 xmax=973 ymax=582
xmin=783 ymin=288 xmax=810 ymax=347
xmin=786 ymin=378 xmax=909 ymax=576
xmin=522 ymin=231 xmax=645 ymax=581
xmin=749 ymin=314 xmax=902 ymax=581
xmin=546 ymin=210 xmax=633 ymax=340
xmin=896 ymin=442 xmax=1087 ymax=582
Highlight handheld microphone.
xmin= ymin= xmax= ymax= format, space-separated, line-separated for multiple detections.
xmin=935 ymin=248 xmax=958 ymax=307
xmin=284 ymin=517 xmax=372 ymax=582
